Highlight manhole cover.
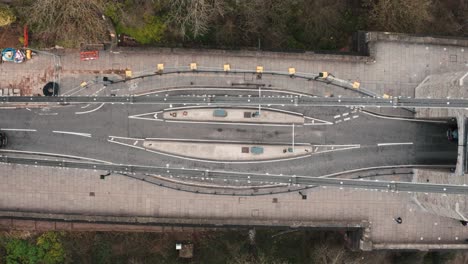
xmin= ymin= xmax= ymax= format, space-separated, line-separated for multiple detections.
xmin=43 ymin=82 xmax=59 ymax=96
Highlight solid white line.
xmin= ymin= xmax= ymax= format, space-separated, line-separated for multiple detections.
xmin=0 ymin=149 xmax=112 ymax=164
xmin=75 ymin=103 xmax=105 ymax=115
xmin=161 ymin=105 xmax=304 ymax=117
xmin=38 ymin=113 xmax=58 ymax=116
xmin=377 ymin=142 xmax=413 ymax=147
xmin=108 ymin=136 xmax=144 ymax=140
xmin=0 ymin=128 xmax=36 ymax=132
xmin=163 ymin=120 xmax=301 ymax=127
xmin=53 ymin=131 xmax=92 ymax=137
xmin=136 ymin=87 xmax=309 ymax=97
xmin=361 ymin=111 xmax=447 ymax=123
xmin=107 ymin=140 xmax=145 ymax=150
xmin=144 ymin=137 xmax=310 ymax=145
xmin=0 ymin=107 xmax=17 ymax=109
xmin=81 ymin=104 xmax=91 ymax=109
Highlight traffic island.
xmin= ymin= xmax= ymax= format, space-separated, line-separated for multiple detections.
xmin=143 ymin=140 xmax=312 ymax=162
xmin=161 ymin=107 xmax=306 ymax=125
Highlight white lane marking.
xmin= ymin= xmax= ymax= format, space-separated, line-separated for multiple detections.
xmin=53 ymin=131 xmax=92 ymax=138
xmin=164 ymin=120 xmax=302 ymax=127
xmin=136 ymin=87 xmax=309 ymax=97
xmin=92 ymin=86 xmax=107 ymax=96
xmin=107 ymin=139 xmax=314 ymax=164
xmin=361 ymin=111 xmax=447 ymax=123
xmin=342 ymin=112 xmax=349 ymax=117
xmin=318 ymin=164 xmax=449 ymax=178
xmin=335 ymin=120 xmax=342 ymax=124
xmin=0 ymin=107 xmax=17 ymax=109
xmin=144 ymin=137 xmax=310 ymax=145
xmin=133 ymin=140 xmax=138 ymax=145
xmin=26 ymin=108 xmax=31 ymax=111
xmin=352 ymin=115 xmax=359 ymax=119
xmin=129 ymin=115 xmax=165 ymax=122
xmin=344 ymin=117 xmax=351 ymax=121
xmin=333 ymin=115 xmax=341 ymax=119
xmin=81 ymin=104 xmax=91 ymax=109
xmin=377 ymin=142 xmax=413 ymax=147
xmin=0 ymin=149 xmax=112 ymax=164
xmin=161 ymin=105 xmax=305 ymax=117
xmin=75 ymin=103 xmax=105 ymax=115
xmin=108 ymin=136 xmax=144 ymax=140
xmin=0 ymin=128 xmax=36 ymax=132
xmin=303 ymin=116 xmax=333 ymax=125
xmin=38 ymin=113 xmax=58 ymax=116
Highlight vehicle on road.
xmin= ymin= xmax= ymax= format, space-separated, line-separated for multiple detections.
xmin=447 ymin=128 xmax=458 ymax=142
xmin=0 ymin=132 xmax=7 ymax=147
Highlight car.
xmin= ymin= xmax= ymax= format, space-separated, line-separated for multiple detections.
xmin=447 ymin=128 xmax=458 ymax=142
xmin=0 ymin=132 xmax=7 ymax=147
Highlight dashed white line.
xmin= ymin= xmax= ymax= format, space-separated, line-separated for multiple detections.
xmin=335 ymin=120 xmax=342 ymax=124
xmin=333 ymin=114 xmax=341 ymax=119
xmin=344 ymin=117 xmax=351 ymax=121
xmin=53 ymin=131 xmax=92 ymax=138
xmin=352 ymin=115 xmax=359 ymax=119
xmin=377 ymin=142 xmax=413 ymax=147
xmin=342 ymin=112 xmax=349 ymax=116
xmin=0 ymin=128 xmax=36 ymax=132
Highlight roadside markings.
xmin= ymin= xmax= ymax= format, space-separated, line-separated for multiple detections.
xmin=361 ymin=111 xmax=447 ymax=123
xmin=0 ymin=149 xmax=112 ymax=164
xmin=75 ymin=103 xmax=105 ymax=115
xmin=0 ymin=128 xmax=36 ymax=132
xmin=377 ymin=142 xmax=413 ymax=147
xmin=52 ymin=131 xmax=92 ymax=138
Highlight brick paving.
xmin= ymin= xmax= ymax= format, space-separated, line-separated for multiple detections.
xmin=0 ymin=164 xmax=467 ymax=247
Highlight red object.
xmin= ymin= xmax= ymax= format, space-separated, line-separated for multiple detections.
xmin=80 ymin=50 xmax=99 ymax=61
xmin=23 ymin=25 xmax=28 ymax=48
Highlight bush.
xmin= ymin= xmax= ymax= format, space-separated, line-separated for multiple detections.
xmin=0 ymin=4 xmax=16 ymax=27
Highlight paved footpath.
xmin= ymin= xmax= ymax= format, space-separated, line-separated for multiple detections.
xmin=0 ymin=32 xmax=466 ymax=101
xmin=0 ymin=164 xmax=467 ymax=249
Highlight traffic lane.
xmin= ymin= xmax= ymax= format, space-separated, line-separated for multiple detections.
xmin=318 ymin=113 xmax=453 ymax=146
xmin=0 ymin=129 xmax=456 ymax=178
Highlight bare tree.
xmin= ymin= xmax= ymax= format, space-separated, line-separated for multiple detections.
xmin=166 ymin=0 xmax=225 ymax=39
xmin=21 ymin=0 xmax=108 ymax=47
xmin=364 ymin=0 xmax=433 ymax=33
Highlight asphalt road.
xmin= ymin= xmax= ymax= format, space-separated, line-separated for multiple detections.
xmin=0 ymin=94 xmax=457 ymax=177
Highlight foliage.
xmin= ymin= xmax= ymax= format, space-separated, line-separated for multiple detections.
xmin=117 ymin=15 xmax=166 ymax=44
xmin=0 ymin=4 xmax=16 ymax=27
xmin=18 ymin=0 xmax=108 ymax=47
xmin=363 ymin=0 xmax=432 ymax=33
xmin=3 ymin=232 xmax=66 ymax=264
xmin=36 ymin=232 xmax=66 ymax=264
xmin=5 ymin=239 xmax=39 ymax=264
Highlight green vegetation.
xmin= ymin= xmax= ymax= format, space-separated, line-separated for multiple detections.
xmin=0 ymin=230 xmax=462 ymax=263
xmin=1 ymin=232 xmax=66 ymax=264
xmin=5 ymin=0 xmax=468 ymax=49
xmin=0 ymin=4 xmax=16 ymax=27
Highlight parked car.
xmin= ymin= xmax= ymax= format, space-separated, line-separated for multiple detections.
xmin=0 ymin=132 xmax=7 ymax=147
xmin=447 ymin=128 xmax=458 ymax=142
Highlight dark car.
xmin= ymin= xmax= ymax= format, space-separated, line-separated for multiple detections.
xmin=447 ymin=128 xmax=458 ymax=142
xmin=0 ymin=132 xmax=7 ymax=147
